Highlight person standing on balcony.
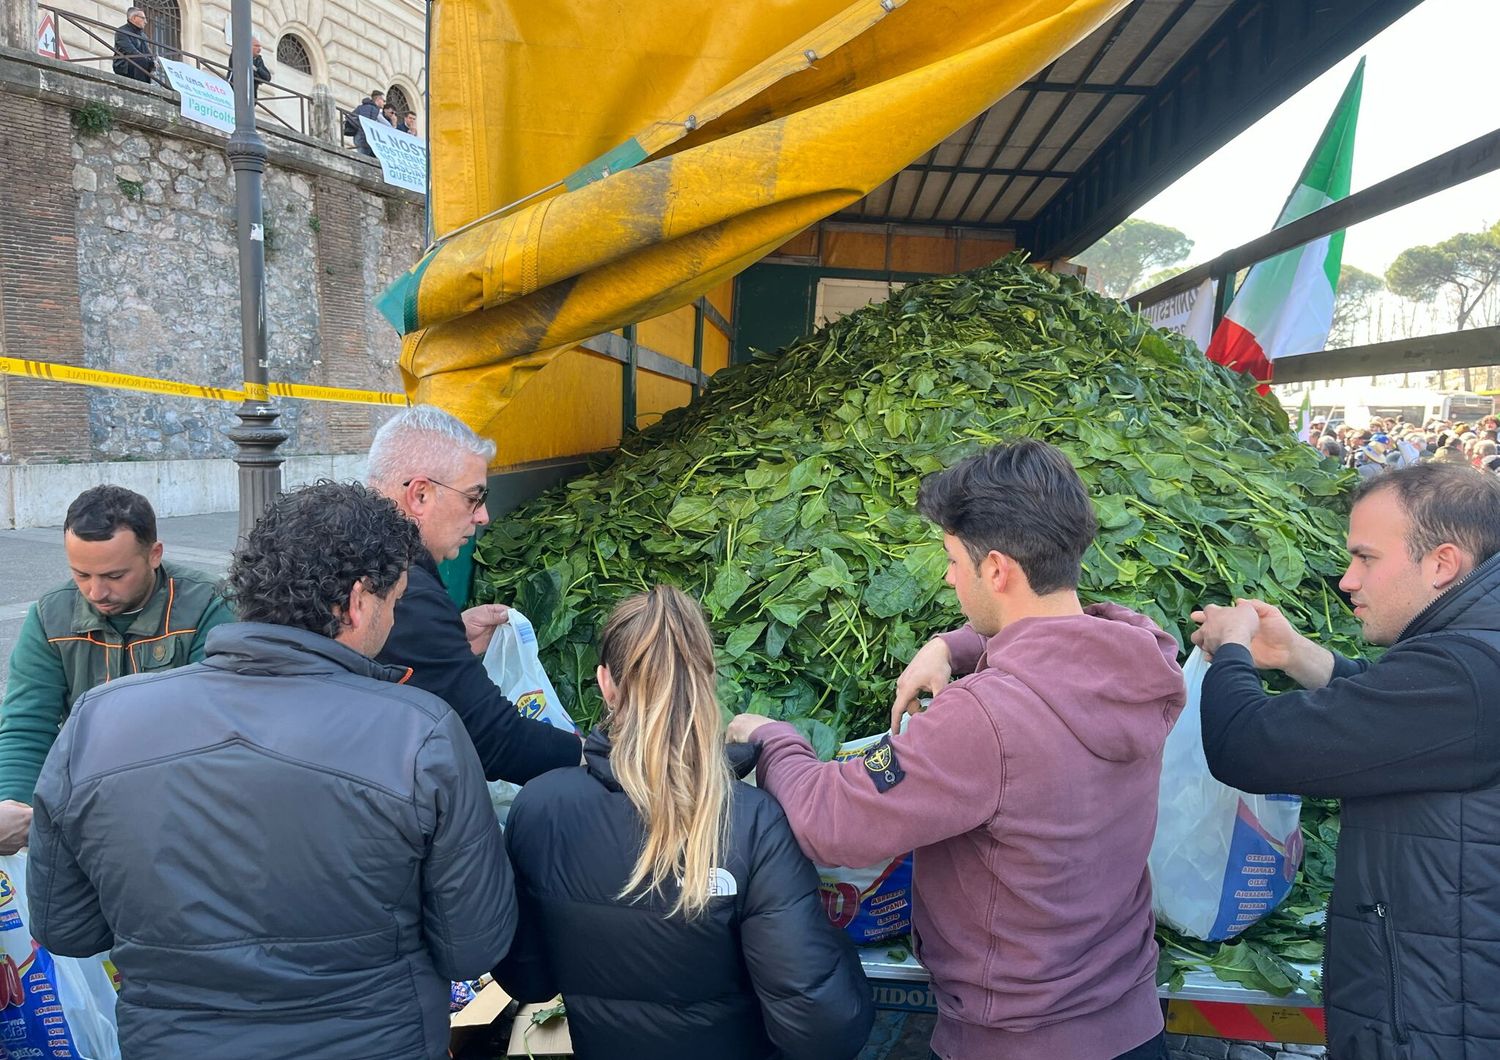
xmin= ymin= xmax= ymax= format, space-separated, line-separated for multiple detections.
xmin=352 ymin=89 xmax=384 ymax=156
xmin=112 ymin=6 xmax=156 ymax=84
xmin=227 ymin=36 xmax=273 ymax=100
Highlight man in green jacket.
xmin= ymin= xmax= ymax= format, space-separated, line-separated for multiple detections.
xmin=0 ymin=486 xmax=232 ymax=843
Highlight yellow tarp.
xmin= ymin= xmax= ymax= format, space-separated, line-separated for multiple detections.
xmin=399 ymin=0 xmax=1128 ymax=443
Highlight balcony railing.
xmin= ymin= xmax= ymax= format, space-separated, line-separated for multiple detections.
xmin=38 ymin=4 xmax=359 ymax=148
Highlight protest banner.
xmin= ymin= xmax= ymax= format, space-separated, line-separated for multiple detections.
xmin=1140 ymin=278 xmax=1216 ymax=352
xmin=159 ymin=58 xmax=235 ymax=134
xmin=359 ymin=116 xmax=427 ymax=195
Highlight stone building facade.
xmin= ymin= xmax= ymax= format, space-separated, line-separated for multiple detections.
xmin=0 ymin=44 xmax=423 ymax=523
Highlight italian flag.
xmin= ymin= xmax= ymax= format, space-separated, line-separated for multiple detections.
xmin=1206 ymin=59 xmax=1364 ymax=386
xmin=1295 ymin=390 xmax=1315 ymax=442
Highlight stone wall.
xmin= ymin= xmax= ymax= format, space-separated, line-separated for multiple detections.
xmin=0 ymin=45 xmax=423 ymax=465
xmin=0 ymin=78 xmax=91 ymax=463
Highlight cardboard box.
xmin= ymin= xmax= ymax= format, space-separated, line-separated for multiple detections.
xmin=450 ymin=980 xmax=512 ymax=1031
xmin=448 ymin=981 xmax=574 ymax=1057
xmin=507 ymin=1002 xmax=573 ymax=1056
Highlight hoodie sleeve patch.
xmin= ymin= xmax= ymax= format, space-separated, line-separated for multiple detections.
xmin=862 ymin=736 xmax=905 ymax=793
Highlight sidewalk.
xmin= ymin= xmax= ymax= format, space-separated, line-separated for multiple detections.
xmin=0 ymin=511 xmax=239 ymax=693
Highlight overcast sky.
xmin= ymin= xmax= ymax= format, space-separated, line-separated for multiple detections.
xmin=1126 ymin=0 xmax=1498 ymax=278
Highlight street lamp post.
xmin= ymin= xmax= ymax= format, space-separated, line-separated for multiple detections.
xmin=224 ymin=0 xmax=286 ymax=540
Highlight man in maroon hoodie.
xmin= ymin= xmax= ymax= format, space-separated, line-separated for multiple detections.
xmin=729 ymin=440 xmax=1186 ymax=1060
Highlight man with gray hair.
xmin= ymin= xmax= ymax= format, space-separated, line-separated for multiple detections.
xmin=371 ymin=404 xmax=583 ymax=782
xmin=112 ymin=6 xmax=156 ymax=84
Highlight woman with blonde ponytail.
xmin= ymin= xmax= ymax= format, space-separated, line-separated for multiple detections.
xmin=602 ymin=584 xmax=732 ymax=919
xmin=495 ymin=586 xmax=873 ymax=1060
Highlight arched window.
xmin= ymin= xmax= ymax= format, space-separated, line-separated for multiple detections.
xmin=276 ymin=34 xmax=312 ymax=75
xmin=141 ymin=0 xmax=181 ymax=57
xmin=385 ymin=84 xmax=411 ymax=117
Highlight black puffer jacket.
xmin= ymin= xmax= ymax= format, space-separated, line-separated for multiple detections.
xmin=496 ymin=731 xmax=874 ymax=1060
xmin=1202 ymin=551 xmax=1500 ymax=1060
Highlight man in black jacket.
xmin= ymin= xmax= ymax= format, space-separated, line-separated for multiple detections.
xmin=112 ymin=6 xmax=155 ymax=84
xmin=369 ymin=404 xmax=583 ymax=784
xmin=1193 ymin=462 xmax=1500 ymax=1060
xmin=351 ymin=89 xmax=384 ymax=156
xmin=226 ymin=36 xmax=273 ymax=100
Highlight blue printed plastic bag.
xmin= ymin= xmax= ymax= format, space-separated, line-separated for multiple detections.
xmin=1147 ymin=649 xmax=1304 ymax=941
xmin=0 ymin=854 xmax=120 ymax=1060
xmin=815 ymin=733 xmax=914 ymax=944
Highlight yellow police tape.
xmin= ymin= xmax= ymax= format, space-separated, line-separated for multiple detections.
xmin=0 ymin=355 xmax=408 ymax=407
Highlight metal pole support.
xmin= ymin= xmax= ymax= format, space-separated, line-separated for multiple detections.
xmin=224 ymin=0 xmax=286 ymax=540
xmin=621 ymin=323 xmax=638 ymax=434
xmin=691 ymin=302 xmax=705 ymax=399
xmin=1212 ymin=269 xmax=1236 ymax=330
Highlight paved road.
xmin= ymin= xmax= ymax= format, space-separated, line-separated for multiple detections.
xmin=0 ymin=511 xmax=238 ymax=694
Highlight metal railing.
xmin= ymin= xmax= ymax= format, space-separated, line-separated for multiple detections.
xmin=38 ymin=4 xmax=359 ymax=147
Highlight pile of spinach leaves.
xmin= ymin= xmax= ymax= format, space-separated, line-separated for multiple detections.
xmin=474 ymin=253 xmax=1358 ymax=998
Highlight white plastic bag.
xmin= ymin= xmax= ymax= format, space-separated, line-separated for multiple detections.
xmin=815 ymin=732 xmax=914 ymax=944
xmin=481 ymin=609 xmax=577 ymax=825
xmin=0 ymin=852 xmax=121 ymax=1060
xmin=481 ymin=609 xmax=573 ymax=732
xmin=1148 ymin=648 xmax=1304 ymax=941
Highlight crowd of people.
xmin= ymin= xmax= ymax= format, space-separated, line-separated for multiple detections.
xmin=349 ymin=89 xmax=421 ymax=156
xmin=1309 ymin=411 xmax=1500 ymax=477
xmin=1 ymin=403 xmax=1499 ymax=1060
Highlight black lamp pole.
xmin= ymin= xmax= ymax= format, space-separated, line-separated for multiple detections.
xmin=224 ymin=0 xmax=286 ymax=540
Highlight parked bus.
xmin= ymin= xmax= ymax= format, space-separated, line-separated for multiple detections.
xmin=1282 ymin=387 xmax=1494 ymax=430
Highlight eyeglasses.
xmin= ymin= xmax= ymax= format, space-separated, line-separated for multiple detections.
xmin=403 ymin=477 xmax=488 ymax=513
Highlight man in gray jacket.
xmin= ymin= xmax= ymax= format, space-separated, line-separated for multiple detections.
xmin=27 ymin=482 xmax=516 ymax=1059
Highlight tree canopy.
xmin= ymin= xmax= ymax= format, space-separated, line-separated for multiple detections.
xmin=1142 ymin=264 xmax=1189 ymax=291
xmin=1329 ymin=264 xmax=1385 ymax=348
xmin=1385 ymin=222 xmax=1500 ymax=331
xmin=1076 ymin=218 xmax=1194 ymax=299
